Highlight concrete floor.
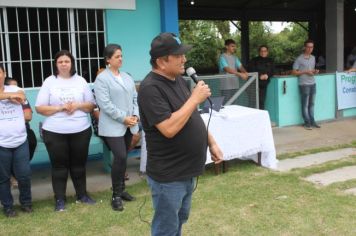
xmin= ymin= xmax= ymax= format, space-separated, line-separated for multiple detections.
xmin=273 ymin=117 xmax=356 ymax=154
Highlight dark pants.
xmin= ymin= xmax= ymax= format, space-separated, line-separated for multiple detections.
xmin=299 ymin=84 xmax=316 ymax=125
xmin=105 ymin=129 xmax=132 ymax=195
xmin=26 ymin=126 xmax=37 ymax=161
xmin=0 ymin=140 xmax=32 ymax=209
xmin=259 ymin=87 xmax=267 ymax=110
xmin=43 ymin=127 xmax=92 ymax=200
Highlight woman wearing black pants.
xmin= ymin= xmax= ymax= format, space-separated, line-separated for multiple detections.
xmin=35 ymin=50 xmax=96 ymax=211
xmin=42 ymin=128 xmax=92 ymax=203
xmin=94 ymin=44 xmax=139 ymax=211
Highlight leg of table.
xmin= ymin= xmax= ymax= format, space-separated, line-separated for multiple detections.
xmin=214 ymin=163 xmax=221 ymax=175
xmin=257 ymin=152 xmax=262 ymax=166
xmin=222 ymin=161 xmax=228 ymax=173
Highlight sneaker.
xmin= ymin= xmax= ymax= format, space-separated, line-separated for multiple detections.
xmin=121 ymin=191 xmax=135 ymax=201
xmin=76 ymin=195 xmax=96 ymax=205
xmin=21 ymin=205 xmax=33 ymax=213
xmin=4 ymin=208 xmax=17 ymax=218
xmin=304 ymin=124 xmax=312 ymax=130
xmin=111 ymin=196 xmax=124 ymax=211
xmin=55 ymin=199 xmax=66 ymax=212
xmin=312 ymin=123 xmax=321 ymax=128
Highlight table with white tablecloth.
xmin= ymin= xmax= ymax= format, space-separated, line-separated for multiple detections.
xmin=201 ymin=105 xmax=277 ymax=169
xmin=140 ymin=105 xmax=278 ymax=172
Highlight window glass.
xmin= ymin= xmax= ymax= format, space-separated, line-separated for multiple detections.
xmin=20 ymin=33 xmax=30 ymax=61
xmin=9 ymin=34 xmax=20 ymax=61
xmin=28 ymin=8 xmax=39 ymax=32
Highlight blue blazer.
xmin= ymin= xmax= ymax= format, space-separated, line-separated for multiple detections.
xmin=94 ymin=68 xmax=139 ymax=137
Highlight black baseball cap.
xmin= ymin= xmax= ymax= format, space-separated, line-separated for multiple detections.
xmin=150 ymin=32 xmax=192 ymax=59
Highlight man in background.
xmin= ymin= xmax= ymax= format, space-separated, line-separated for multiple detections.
xmin=292 ymin=39 xmax=320 ymax=130
xmin=218 ymin=39 xmax=249 ymax=104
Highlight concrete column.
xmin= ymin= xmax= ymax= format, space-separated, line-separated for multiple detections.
xmin=240 ymin=19 xmax=249 ymax=66
xmin=160 ymin=0 xmax=179 ymax=35
xmin=325 ymin=0 xmax=344 ymax=72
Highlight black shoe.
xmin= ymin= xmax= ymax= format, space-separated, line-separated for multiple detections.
xmin=121 ymin=191 xmax=135 ymax=201
xmin=21 ymin=205 xmax=33 ymax=213
xmin=111 ymin=196 xmax=124 ymax=211
xmin=4 ymin=208 xmax=17 ymax=218
xmin=312 ymin=123 xmax=321 ymax=128
xmin=304 ymin=124 xmax=312 ymax=130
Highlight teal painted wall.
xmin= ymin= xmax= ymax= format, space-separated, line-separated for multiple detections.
xmin=343 ymin=108 xmax=356 ymax=117
xmin=266 ymin=74 xmax=338 ymax=127
xmin=314 ymin=74 xmax=337 ymax=121
xmin=265 ymin=78 xmax=278 ymax=123
xmin=105 ymin=0 xmax=161 ymax=81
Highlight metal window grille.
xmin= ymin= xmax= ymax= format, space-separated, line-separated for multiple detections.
xmin=0 ymin=7 xmax=106 ymax=88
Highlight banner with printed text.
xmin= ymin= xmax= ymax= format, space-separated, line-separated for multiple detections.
xmin=336 ymin=72 xmax=356 ymax=110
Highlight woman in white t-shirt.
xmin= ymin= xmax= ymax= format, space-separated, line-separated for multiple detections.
xmin=0 ymin=65 xmax=32 ymax=217
xmin=35 ymin=50 xmax=96 ymax=212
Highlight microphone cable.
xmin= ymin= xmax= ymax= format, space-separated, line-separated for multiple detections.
xmin=193 ymin=95 xmax=213 ymax=194
xmin=138 ymin=185 xmax=151 ymax=227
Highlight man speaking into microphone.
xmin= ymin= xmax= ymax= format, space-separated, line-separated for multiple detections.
xmin=138 ymin=32 xmax=223 ymax=236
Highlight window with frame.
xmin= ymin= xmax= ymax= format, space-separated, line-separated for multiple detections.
xmin=0 ymin=7 xmax=106 ymax=88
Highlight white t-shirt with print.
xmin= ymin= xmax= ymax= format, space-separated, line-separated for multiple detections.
xmin=35 ymin=74 xmax=95 ymax=134
xmin=0 ymin=85 xmax=27 ymax=148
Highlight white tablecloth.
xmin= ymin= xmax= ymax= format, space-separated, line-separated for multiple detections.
xmin=201 ymin=105 xmax=277 ymax=169
xmin=140 ymin=105 xmax=278 ymax=172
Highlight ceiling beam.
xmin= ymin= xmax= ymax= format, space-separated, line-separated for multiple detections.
xmin=179 ymin=8 xmax=315 ymax=21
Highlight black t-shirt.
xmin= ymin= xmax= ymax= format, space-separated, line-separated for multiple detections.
xmin=138 ymin=71 xmax=208 ymax=182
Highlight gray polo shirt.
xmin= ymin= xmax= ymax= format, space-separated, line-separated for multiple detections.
xmin=218 ymin=53 xmax=242 ymax=89
xmin=293 ymin=54 xmax=316 ymax=85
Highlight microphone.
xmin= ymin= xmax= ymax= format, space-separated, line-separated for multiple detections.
xmin=186 ymin=67 xmax=199 ymax=84
xmin=186 ymin=67 xmax=212 ymax=104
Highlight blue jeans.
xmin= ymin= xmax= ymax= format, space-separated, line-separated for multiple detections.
xmin=0 ymin=140 xmax=32 ymax=209
xmin=299 ymin=84 xmax=316 ymax=125
xmin=147 ymin=176 xmax=196 ymax=236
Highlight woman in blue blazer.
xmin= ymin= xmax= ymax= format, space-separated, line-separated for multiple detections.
xmin=94 ymin=44 xmax=139 ymax=211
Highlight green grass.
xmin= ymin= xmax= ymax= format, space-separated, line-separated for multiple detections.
xmin=1 ymin=159 xmax=356 ymax=236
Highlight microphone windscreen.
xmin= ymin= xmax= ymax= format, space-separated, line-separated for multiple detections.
xmin=186 ymin=67 xmax=196 ymax=77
